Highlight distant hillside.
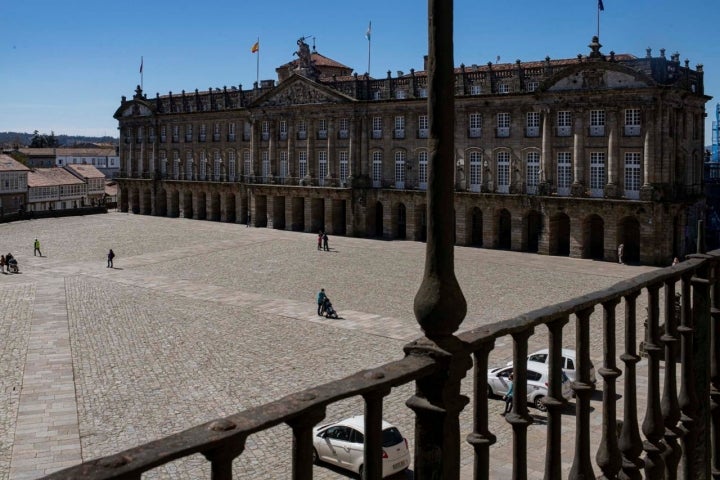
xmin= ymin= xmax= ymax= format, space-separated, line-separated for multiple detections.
xmin=0 ymin=131 xmax=118 ymax=148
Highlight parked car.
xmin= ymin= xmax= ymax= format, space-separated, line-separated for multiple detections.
xmin=508 ymin=348 xmax=597 ymax=387
xmin=487 ymin=360 xmax=573 ymax=411
xmin=312 ymin=415 xmax=410 ymax=478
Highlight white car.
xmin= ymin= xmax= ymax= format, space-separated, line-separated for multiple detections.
xmin=312 ymin=415 xmax=410 ymax=478
xmin=487 ymin=360 xmax=573 ymax=411
xmin=515 ymin=348 xmax=597 ymax=387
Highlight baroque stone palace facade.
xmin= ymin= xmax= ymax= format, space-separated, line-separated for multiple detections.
xmin=114 ymin=37 xmax=708 ymax=266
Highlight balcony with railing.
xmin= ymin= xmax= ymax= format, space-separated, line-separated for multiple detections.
xmin=64 ymin=3 xmax=718 ymax=478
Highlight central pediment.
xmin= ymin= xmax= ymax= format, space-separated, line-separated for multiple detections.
xmin=249 ymin=75 xmax=355 ymax=108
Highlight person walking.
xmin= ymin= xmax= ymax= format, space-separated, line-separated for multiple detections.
xmin=317 ymin=231 xmax=323 ymax=251
xmin=34 ymin=238 xmax=42 ymax=257
xmin=246 ymin=212 xmax=251 ymax=227
xmin=617 ymin=243 xmax=624 ymax=264
xmin=0 ymin=254 xmax=5 ymax=274
xmin=107 ymin=249 xmax=115 ymax=268
xmin=323 ymin=232 xmax=329 ymax=251
xmin=316 ymin=288 xmax=327 ymax=316
xmin=502 ymin=373 xmax=514 ymax=416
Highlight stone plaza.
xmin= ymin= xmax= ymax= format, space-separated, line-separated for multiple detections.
xmin=0 ymin=212 xmax=659 ymax=479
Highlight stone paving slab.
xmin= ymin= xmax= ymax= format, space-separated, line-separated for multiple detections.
xmin=0 ymin=213 xmax=664 ymax=479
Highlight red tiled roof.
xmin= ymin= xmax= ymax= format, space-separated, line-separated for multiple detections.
xmin=27 ymin=168 xmax=85 ymax=188
xmin=17 ymin=148 xmax=116 ymax=157
xmin=0 ymin=154 xmax=30 ymax=172
xmin=65 ymin=164 xmax=106 ymax=179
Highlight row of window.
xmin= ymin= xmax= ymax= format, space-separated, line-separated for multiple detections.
xmin=126 ymin=108 xmax=647 ymax=147
xmin=128 ymin=149 xmax=642 ymax=198
xmin=57 ymin=157 xmax=118 ymax=167
xmin=0 ymin=173 xmax=27 ymax=192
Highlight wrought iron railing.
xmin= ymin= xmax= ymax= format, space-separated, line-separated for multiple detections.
xmin=58 ymin=2 xmax=717 ymax=478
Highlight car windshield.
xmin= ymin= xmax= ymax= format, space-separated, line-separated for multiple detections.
xmin=381 ymin=427 xmax=403 ymax=447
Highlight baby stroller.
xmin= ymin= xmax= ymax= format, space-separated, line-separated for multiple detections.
xmin=7 ymin=258 xmax=19 ymax=273
xmin=322 ymin=297 xmax=339 ymax=319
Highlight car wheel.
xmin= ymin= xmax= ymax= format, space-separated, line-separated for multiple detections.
xmin=312 ymin=448 xmax=319 ymax=465
xmin=487 ymin=385 xmax=493 ymax=398
xmin=534 ymin=395 xmax=547 ymax=412
xmin=358 ymin=464 xmax=363 ymax=479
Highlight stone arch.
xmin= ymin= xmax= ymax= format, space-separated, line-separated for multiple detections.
xmin=196 ymin=191 xmax=207 ymax=220
xmin=549 ymin=212 xmax=571 ymax=256
xmin=497 ymin=208 xmax=512 ymax=250
xmin=130 ymin=188 xmax=140 ymax=214
xmin=414 ymin=203 xmax=427 ymax=242
xmin=470 ymin=207 xmax=483 ymax=246
xmin=120 ymin=187 xmax=129 ymax=212
xmin=618 ymin=216 xmax=641 ymax=264
xmin=396 ymin=202 xmax=407 ymax=239
xmin=182 ymin=190 xmax=193 ymax=219
xmin=225 ymin=192 xmax=236 ymax=222
xmin=583 ymin=214 xmax=605 ymax=260
xmin=524 ymin=209 xmax=542 ymax=253
xmin=169 ymin=189 xmax=180 ymax=217
xmin=368 ymin=201 xmax=384 ymax=238
xmin=155 ymin=187 xmax=167 ymax=216
xmin=310 ymin=197 xmax=324 ymax=233
xmin=209 ymin=191 xmax=221 ymax=221
xmin=141 ymin=188 xmax=152 ymax=215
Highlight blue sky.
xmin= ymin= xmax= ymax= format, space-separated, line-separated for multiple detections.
xmin=1 ymin=0 xmax=718 ymax=143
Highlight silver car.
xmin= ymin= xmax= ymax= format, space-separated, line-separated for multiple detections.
xmin=487 ymin=360 xmax=573 ymax=411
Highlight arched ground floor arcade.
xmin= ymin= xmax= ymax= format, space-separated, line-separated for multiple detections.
xmin=117 ymin=179 xmax=702 ymax=266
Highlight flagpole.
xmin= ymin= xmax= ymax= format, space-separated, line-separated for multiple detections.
xmin=597 ymin=4 xmax=600 ymax=39
xmin=366 ymin=21 xmax=371 ymax=76
xmin=140 ymin=56 xmax=144 ymax=90
xmin=256 ymin=37 xmax=260 ymax=87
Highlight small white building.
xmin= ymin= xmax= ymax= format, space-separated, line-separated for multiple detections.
xmin=55 ymin=147 xmax=120 ymax=178
xmin=27 ymin=167 xmax=87 ymax=212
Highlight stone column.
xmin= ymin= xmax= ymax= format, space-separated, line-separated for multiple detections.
xmin=268 ymin=120 xmax=275 ymax=183
xmin=287 ymin=122 xmax=295 ymax=183
xmin=306 ymin=119 xmax=315 ymax=183
xmin=540 ymin=108 xmax=551 ymax=193
xmin=327 ymin=118 xmax=335 ymax=185
xmin=324 ymin=199 xmax=334 ymax=234
xmin=640 ymin=115 xmax=655 ymax=200
xmin=605 ymin=109 xmax=619 ymax=198
xmin=250 ymin=120 xmax=259 ymax=180
xmin=220 ymin=192 xmax=228 ymax=222
xmin=192 ymin=190 xmax=202 ymax=220
xmin=285 ymin=195 xmax=295 ymax=231
xmin=571 ymin=114 xmax=585 ymax=196
xmin=455 ymin=206 xmax=467 ymax=246
xmin=303 ymin=197 xmax=313 ymax=233
xmin=177 ymin=190 xmax=185 ymax=218
xmin=406 ymin=202 xmax=416 ymax=241
xmin=266 ymin=195 xmax=275 ymax=229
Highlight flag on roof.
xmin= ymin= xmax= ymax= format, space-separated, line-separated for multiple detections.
xmin=598 ymin=0 xmax=604 ymax=11
xmin=365 ymin=22 xmax=371 ymax=41
xmin=251 ymin=41 xmax=259 ymax=53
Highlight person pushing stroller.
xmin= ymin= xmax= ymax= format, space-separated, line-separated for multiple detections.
xmin=316 ymin=288 xmax=339 ymax=318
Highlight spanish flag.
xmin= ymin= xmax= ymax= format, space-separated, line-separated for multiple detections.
xmin=251 ymin=41 xmax=259 ymax=53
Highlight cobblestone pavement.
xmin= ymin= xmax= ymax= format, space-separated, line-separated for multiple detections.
xmin=0 ymin=213 xmax=661 ymax=479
